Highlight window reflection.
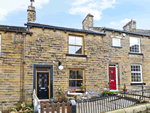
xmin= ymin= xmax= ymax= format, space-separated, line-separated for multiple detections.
xmin=69 ymin=36 xmax=83 ymax=54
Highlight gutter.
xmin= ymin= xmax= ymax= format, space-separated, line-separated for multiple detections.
xmin=22 ymin=33 xmax=26 ymax=102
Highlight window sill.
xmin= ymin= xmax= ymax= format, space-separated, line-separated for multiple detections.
xmin=66 ymin=54 xmax=87 ymax=57
xmin=131 ymin=83 xmax=146 ymax=85
xmin=111 ymin=46 xmax=122 ymax=48
xmin=128 ymin=52 xmax=143 ymax=55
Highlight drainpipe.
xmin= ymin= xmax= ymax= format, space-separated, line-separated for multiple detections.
xmin=22 ymin=33 xmax=26 ymax=102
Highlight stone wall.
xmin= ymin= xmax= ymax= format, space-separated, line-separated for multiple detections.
xmin=106 ymin=104 xmax=150 ymax=113
xmin=1 ymin=24 xmax=150 ymax=111
xmin=23 ymin=27 xmax=108 ymax=101
xmin=90 ymin=27 xmax=150 ymax=90
xmin=0 ymin=31 xmax=24 ymax=109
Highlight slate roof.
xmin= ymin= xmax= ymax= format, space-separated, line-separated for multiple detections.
xmin=0 ymin=25 xmax=32 ymax=34
xmin=0 ymin=25 xmax=26 ymax=31
xmin=102 ymin=27 xmax=150 ymax=37
xmin=25 ymin=22 xmax=106 ymax=36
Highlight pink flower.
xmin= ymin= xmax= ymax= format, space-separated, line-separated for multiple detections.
xmin=74 ymin=88 xmax=76 ymax=90
xmin=72 ymin=91 xmax=74 ymax=93
xmin=71 ymin=89 xmax=73 ymax=90
xmin=102 ymin=90 xmax=104 ymax=92
xmin=69 ymin=90 xmax=71 ymax=92
xmin=107 ymin=91 xmax=109 ymax=92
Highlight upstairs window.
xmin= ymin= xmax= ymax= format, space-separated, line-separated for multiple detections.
xmin=131 ymin=65 xmax=142 ymax=83
xmin=130 ymin=37 xmax=141 ymax=53
xmin=69 ymin=36 xmax=83 ymax=54
xmin=112 ymin=38 xmax=121 ymax=47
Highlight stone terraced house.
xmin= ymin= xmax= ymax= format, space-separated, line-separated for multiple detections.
xmin=1 ymin=0 xmax=150 ymax=110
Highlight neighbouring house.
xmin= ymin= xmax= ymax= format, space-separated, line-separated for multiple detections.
xmin=1 ymin=0 xmax=150 ymax=110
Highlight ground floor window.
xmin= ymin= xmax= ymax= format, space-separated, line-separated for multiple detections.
xmin=131 ymin=64 xmax=142 ymax=83
xmin=69 ymin=69 xmax=84 ymax=89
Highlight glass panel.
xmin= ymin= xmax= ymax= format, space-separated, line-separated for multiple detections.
xmin=109 ymin=72 xmax=111 ymax=79
xmin=44 ymin=74 xmax=47 ymax=87
xmin=38 ymin=74 xmax=42 ymax=87
xmin=69 ymin=36 xmax=75 ymax=44
xmin=113 ymin=38 xmax=120 ymax=46
xmin=77 ymin=80 xmax=83 ymax=89
xmin=113 ymin=73 xmax=115 ymax=79
xmin=69 ymin=46 xmax=76 ymax=54
xmin=76 ymin=70 xmax=83 ymax=79
xmin=69 ymin=80 xmax=75 ymax=88
xmin=76 ymin=37 xmax=82 ymax=45
xmin=37 ymin=69 xmax=49 ymax=71
xmin=70 ymin=70 xmax=76 ymax=79
xmin=75 ymin=46 xmax=82 ymax=54
xmin=130 ymin=37 xmax=140 ymax=53
xmin=110 ymin=68 xmax=114 ymax=71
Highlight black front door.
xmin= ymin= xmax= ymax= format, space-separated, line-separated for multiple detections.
xmin=37 ymin=72 xmax=49 ymax=99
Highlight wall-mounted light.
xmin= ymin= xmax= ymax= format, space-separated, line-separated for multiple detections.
xmin=58 ymin=61 xmax=63 ymax=70
xmin=53 ymin=60 xmax=64 ymax=70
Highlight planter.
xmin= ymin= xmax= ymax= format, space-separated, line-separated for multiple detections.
xmin=50 ymin=98 xmax=54 ymax=102
xmin=81 ymin=88 xmax=85 ymax=91
xmin=58 ymin=97 xmax=63 ymax=102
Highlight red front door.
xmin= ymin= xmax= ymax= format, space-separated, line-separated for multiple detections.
xmin=109 ymin=67 xmax=116 ymax=90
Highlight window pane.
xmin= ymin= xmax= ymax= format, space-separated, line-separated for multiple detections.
xmin=77 ymin=80 xmax=83 ymax=89
xmin=69 ymin=80 xmax=75 ymax=88
xmin=131 ymin=65 xmax=142 ymax=82
xmin=130 ymin=37 xmax=140 ymax=53
xmin=75 ymin=46 xmax=82 ymax=54
xmin=76 ymin=70 xmax=83 ymax=79
xmin=69 ymin=46 xmax=76 ymax=54
xmin=70 ymin=70 xmax=76 ymax=79
xmin=69 ymin=36 xmax=75 ymax=44
xmin=76 ymin=37 xmax=82 ymax=45
xmin=113 ymin=38 xmax=120 ymax=46
xmin=37 ymin=68 xmax=49 ymax=71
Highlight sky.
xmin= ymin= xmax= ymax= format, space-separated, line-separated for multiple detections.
xmin=0 ymin=0 xmax=150 ymax=30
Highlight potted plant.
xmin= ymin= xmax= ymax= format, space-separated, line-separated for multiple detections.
xmin=67 ymin=88 xmax=76 ymax=100
xmin=102 ymin=90 xmax=109 ymax=96
xmin=56 ymin=87 xmax=64 ymax=102
xmin=81 ymin=85 xmax=86 ymax=91
xmin=108 ymin=91 xmax=114 ymax=96
xmin=50 ymin=97 xmax=54 ymax=102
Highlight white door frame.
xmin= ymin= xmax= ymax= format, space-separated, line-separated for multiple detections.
xmin=109 ymin=65 xmax=118 ymax=91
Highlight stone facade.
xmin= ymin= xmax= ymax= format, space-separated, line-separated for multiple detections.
xmin=1 ymin=4 xmax=150 ymax=111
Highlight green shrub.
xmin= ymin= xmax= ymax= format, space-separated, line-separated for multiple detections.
xmin=102 ymin=91 xmax=107 ymax=95
xmin=109 ymin=91 xmax=114 ymax=95
xmin=81 ymin=86 xmax=86 ymax=89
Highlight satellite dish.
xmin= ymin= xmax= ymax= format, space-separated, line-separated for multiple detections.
xmin=122 ymin=33 xmax=126 ymax=37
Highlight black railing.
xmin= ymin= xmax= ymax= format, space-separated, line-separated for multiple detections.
xmin=76 ymin=95 xmax=138 ymax=113
xmin=73 ymin=84 xmax=150 ymax=113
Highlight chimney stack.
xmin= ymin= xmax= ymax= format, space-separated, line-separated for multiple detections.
xmin=27 ymin=0 xmax=36 ymax=22
xmin=123 ymin=19 xmax=136 ymax=31
xmin=82 ymin=13 xmax=94 ymax=30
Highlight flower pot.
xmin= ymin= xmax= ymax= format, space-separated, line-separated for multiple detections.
xmin=58 ymin=98 xmax=63 ymax=102
xmin=50 ymin=98 xmax=54 ymax=102
xmin=81 ymin=88 xmax=85 ymax=91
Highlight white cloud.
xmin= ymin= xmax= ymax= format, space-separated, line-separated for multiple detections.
xmin=0 ymin=0 xmax=49 ymax=20
xmin=110 ymin=21 xmax=119 ymax=25
xmin=72 ymin=0 xmax=92 ymax=5
xmin=69 ymin=0 xmax=117 ymax=20
xmin=120 ymin=18 xmax=131 ymax=23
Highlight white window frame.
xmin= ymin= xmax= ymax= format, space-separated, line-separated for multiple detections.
xmin=131 ymin=64 xmax=143 ymax=83
xmin=112 ymin=38 xmax=121 ymax=47
xmin=130 ymin=37 xmax=141 ymax=53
